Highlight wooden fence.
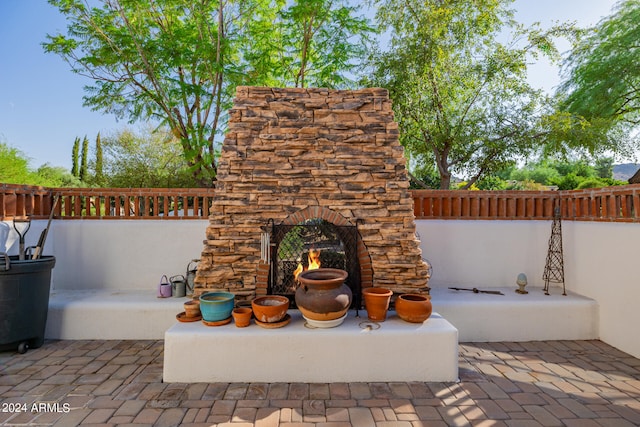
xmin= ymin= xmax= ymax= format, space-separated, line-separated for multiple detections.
xmin=0 ymin=184 xmax=215 ymax=220
xmin=412 ymin=185 xmax=640 ymax=222
xmin=2 ymin=183 xmax=639 ymax=222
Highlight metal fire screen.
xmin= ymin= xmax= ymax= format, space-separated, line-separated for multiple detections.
xmin=268 ymin=218 xmax=361 ymax=309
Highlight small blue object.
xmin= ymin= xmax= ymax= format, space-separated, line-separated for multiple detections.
xmin=199 ymin=292 xmax=235 ymax=321
xmin=517 ymin=273 xmax=527 ymax=285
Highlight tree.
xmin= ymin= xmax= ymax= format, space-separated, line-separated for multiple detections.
xmin=0 ymin=140 xmax=82 ymax=187
xmin=71 ymin=137 xmax=80 ymax=178
xmin=559 ymin=0 xmax=640 ymax=140
xmin=36 ymin=164 xmax=84 ymax=187
xmin=44 ymin=0 xmax=374 ymax=186
xmin=273 ymin=0 xmax=375 ymax=88
xmin=44 ymin=0 xmax=264 ymax=186
xmin=0 ymin=141 xmax=35 ymax=185
xmin=594 ymin=156 xmax=614 ymax=179
xmin=100 ymin=125 xmax=199 ymax=188
xmin=368 ymin=0 xmax=574 ymax=189
xmin=498 ymin=157 xmax=624 ymax=189
xmin=554 ymin=1 xmax=640 ymax=160
xmin=80 ymin=135 xmax=89 ymax=181
xmin=95 ymin=132 xmax=104 ymax=186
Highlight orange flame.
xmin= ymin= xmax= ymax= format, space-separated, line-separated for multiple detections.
xmin=308 ymin=248 xmax=321 ymax=270
xmin=293 ymin=248 xmax=321 ymax=281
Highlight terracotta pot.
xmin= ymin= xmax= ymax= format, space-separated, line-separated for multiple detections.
xmin=362 ymin=287 xmax=393 ymax=322
xmin=295 ymin=268 xmax=352 ymax=322
xmin=251 ymin=295 xmax=289 ymax=323
xmin=183 ymin=300 xmax=201 ymax=318
xmin=232 ymin=307 xmax=252 ymax=327
xmin=395 ymin=293 xmax=432 ymax=323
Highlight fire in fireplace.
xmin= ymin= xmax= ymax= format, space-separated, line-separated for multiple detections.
xmin=266 ymin=218 xmax=361 ymax=309
xmin=292 ymin=247 xmax=321 ymax=281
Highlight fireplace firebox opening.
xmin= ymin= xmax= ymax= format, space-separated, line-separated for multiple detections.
xmin=267 ymin=218 xmax=362 ymax=309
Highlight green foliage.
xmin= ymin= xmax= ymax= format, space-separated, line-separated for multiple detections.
xmin=557 ymin=0 xmax=640 ymax=157
xmin=504 ymin=179 xmax=547 ymax=190
xmin=238 ymin=0 xmax=374 ymax=89
xmin=273 ymin=0 xmax=375 ymax=88
xmin=44 ymin=0 xmax=374 ymax=186
xmin=408 ymin=156 xmax=441 ymax=189
xmin=367 ymin=0 xmax=577 ymax=189
xmin=476 ymin=175 xmax=509 ymax=190
xmin=556 ymin=173 xmax=580 ymax=190
xmin=560 ymin=1 xmax=640 ymax=125
xmin=36 ymin=164 xmax=84 ymax=187
xmin=40 ymin=0 xmax=632 ymax=189
xmin=278 ymin=227 xmax=304 ymax=259
xmin=498 ymin=157 xmax=626 ymax=190
xmin=0 ymin=142 xmax=36 ymax=185
xmin=528 ymin=165 xmax=561 ymax=186
xmin=0 ymin=140 xmax=82 ymax=187
xmin=94 ymin=133 xmax=104 ymax=186
xmin=576 ymin=177 xmax=608 ymax=190
xmin=44 ymin=0 xmax=247 ymax=186
xmin=99 ymin=125 xmax=199 ymax=188
xmin=71 ymin=137 xmax=80 ymax=177
xmin=454 ymin=181 xmax=480 ymax=191
xmin=80 ymin=135 xmax=89 ymax=181
xmin=594 ymin=156 xmax=614 ymax=179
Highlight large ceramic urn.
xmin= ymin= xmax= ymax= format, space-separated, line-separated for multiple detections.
xmin=295 ymin=268 xmax=352 ymax=322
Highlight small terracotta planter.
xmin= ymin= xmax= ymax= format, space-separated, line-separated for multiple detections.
xmin=362 ymin=287 xmax=393 ymax=322
xmin=251 ymin=295 xmax=289 ymax=323
xmin=395 ymin=293 xmax=432 ymax=323
xmin=184 ymin=300 xmax=201 ymax=318
xmin=232 ymin=307 xmax=252 ymax=327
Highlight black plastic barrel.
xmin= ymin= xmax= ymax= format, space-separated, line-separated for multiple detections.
xmin=0 ymin=255 xmax=55 ymax=353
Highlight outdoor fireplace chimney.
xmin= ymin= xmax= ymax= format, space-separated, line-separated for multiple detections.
xmin=194 ymin=87 xmax=430 ymax=300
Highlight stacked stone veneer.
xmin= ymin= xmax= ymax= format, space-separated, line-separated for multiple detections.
xmin=194 ymin=86 xmax=430 ymax=298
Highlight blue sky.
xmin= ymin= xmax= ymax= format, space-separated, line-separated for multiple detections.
xmin=0 ymin=0 xmax=619 ymax=170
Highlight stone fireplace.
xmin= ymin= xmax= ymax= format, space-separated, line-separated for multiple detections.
xmin=194 ymin=86 xmax=430 ymax=301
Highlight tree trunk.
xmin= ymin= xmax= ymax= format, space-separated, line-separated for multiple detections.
xmin=435 ymin=153 xmax=452 ymax=189
xmin=439 ymin=174 xmax=451 ymax=190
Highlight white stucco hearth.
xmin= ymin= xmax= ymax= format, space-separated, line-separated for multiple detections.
xmin=163 ymin=310 xmax=459 ymax=383
xmin=45 ymin=286 xmax=597 ymax=344
xmin=430 ymin=287 xmax=598 ymax=342
xmin=46 ymin=290 xmax=187 ymax=340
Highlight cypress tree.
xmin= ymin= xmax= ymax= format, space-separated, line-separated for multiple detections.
xmin=71 ymin=137 xmax=80 ymax=177
xmin=80 ymin=135 xmax=89 ymax=181
xmin=95 ymin=133 xmax=104 ymax=186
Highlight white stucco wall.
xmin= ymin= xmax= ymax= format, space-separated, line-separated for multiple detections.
xmin=1 ymin=220 xmax=48 ymax=256
xmin=416 ymin=219 xmax=640 ymax=359
xmin=1 ymin=220 xmax=208 ymax=292
xmin=2 ymin=217 xmax=638 ymax=358
xmin=562 ymin=221 xmax=640 ymax=359
xmin=415 ymin=220 xmax=551 ymax=289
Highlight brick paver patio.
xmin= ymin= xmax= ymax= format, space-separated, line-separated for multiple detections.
xmin=1 ymin=339 xmax=639 ymax=426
